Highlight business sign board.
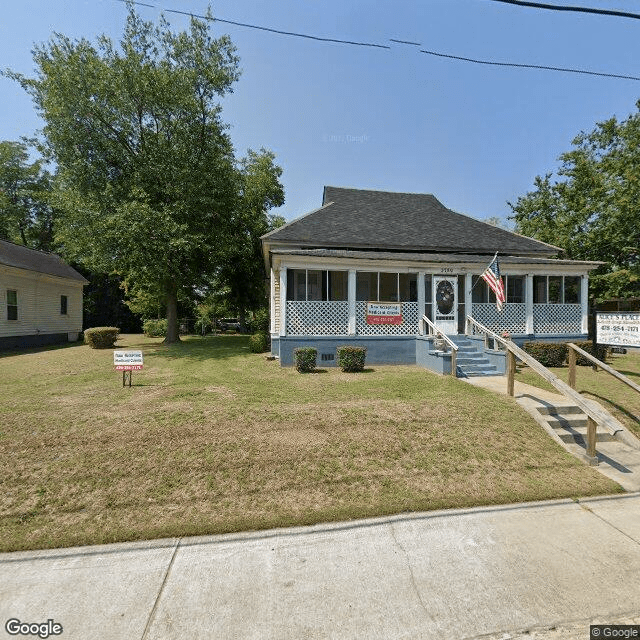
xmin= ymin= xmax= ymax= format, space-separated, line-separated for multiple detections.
xmin=596 ymin=313 xmax=640 ymax=348
xmin=366 ymin=302 xmax=403 ymax=325
xmin=113 ymin=350 xmax=144 ymax=371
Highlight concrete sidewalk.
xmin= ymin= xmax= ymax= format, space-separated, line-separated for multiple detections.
xmin=2 ymin=494 xmax=640 ymax=639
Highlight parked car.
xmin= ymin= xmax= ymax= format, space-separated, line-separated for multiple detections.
xmin=217 ymin=318 xmax=242 ymax=332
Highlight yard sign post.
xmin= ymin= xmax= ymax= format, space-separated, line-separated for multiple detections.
xmin=114 ymin=350 xmax=144 ymax=387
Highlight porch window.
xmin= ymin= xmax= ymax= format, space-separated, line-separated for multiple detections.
xmin=506 ymin=276 xmax=524 ymax=303
xmin=7 ymin=289 xmax=17 ymax=321
xmin=533 ymin=276 xmax=547 ymax=303
xmin=379 ymin=272 xmax=398 ymax=301
xmin=424 ymin=274 xmax=432 ymax=321
xmin=287 ymin=269 xmax=348 ymax=301
xmin=549 ymin=276 xmax=562 ymax=303
xmin=471 ymin=276 xmax=496 ymax=304
xmin=564 ymin=276 xmax=581 ymax=303
xmin=356 ymin=272 xmax=418 ymax=302
xmin=533 ymin=276 xmax=581 ymax=304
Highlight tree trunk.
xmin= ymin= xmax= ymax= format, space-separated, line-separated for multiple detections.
xmin=238 ymin=308 xmax=247 ymax=334
xmin=164 ymin=281 xmax=181 ymax=344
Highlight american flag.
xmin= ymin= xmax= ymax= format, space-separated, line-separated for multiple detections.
xmin=481 ymin=253 xmax=506 ymax=312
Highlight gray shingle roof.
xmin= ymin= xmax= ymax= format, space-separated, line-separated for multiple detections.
xmin=263 ymin=187 xmax=560 ymax=256
xmin=0 ymin=239 xmax=88 ymax=283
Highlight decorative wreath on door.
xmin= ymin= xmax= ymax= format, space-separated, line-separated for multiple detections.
xmin=436 ymin=280 xmax=455 ymax=315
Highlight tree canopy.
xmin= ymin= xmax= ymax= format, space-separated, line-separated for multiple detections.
xmin=509 ymin=101 xmax=640 ymax=301
xmin=5 ymin=5 xmax=284 ymax=341
xmin=0 ymin=140 xmax=56 ymax=251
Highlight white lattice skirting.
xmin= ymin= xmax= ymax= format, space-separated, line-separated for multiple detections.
xmin=533 ymin=304 xmax=582 ymax=334
xmin=356 ymin=302 xmax=419 ymax=335
xmin=286 ymin=301 xmax=349 ymax=336
xmin=471 ymin=303 xmax=527 ymax=334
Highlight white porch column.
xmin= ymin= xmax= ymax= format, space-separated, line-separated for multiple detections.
xmin=279 ymin=267 xmax=287 ymax=337
xmin=581 ymin=274 xmax=589 ymax=334
xmin=525 ymin=274 xmax=534 ymax=334
xmin=270 ymin=267 xmax=276 ymax=334
xmin=464 ymin=274 xmax=472 ymax=331
xmin=417 ymin=271 xmax=425 ymax=334
xmin=348 ymin=269 xmax=356 ymax=335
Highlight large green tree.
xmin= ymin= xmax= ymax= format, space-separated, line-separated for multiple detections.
xmin=509 ymin=101 xmax=640 ymax=300
xmin=5 ymin=5 xmax=283 ymax=341
xmin=0 ymin=140 xmax=56 ymax=251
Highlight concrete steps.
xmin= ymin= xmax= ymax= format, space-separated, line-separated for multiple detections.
xmin=450 ymin=336 xmax=501 ymax=378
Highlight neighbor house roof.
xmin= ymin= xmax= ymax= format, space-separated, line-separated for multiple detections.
xmin=262 ymin=187 xmax=561 ymax=257
xmin=0 ymin=239 xmax=88 ymax=283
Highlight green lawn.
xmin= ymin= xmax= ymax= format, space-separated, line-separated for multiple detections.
xmin=0 ymin=334 xmax=621 ymax=552
xmin=515 ymin=351 xmax=640 ymax=439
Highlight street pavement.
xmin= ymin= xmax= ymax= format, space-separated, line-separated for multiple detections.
xmin=2 ymin=493 xmax=640 ymax=639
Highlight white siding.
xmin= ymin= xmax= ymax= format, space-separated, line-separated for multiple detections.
xmin=0 ymin=266 xmax=84 ymax=338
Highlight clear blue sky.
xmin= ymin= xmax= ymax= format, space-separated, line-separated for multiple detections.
xmin=1 ymin=0 xmax=639 ymax=224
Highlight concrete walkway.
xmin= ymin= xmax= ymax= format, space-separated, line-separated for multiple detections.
xmin=465 ymin=375 xmax=640 ymax=492
xmin=2 ymin=494 xmax=640 ymax=639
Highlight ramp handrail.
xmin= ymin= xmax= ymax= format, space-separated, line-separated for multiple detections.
xmin=466 ymin=315 xmax=622 ymax=462
xmin=420 ymin=315 xmax=458 ymax=377
xmin=567 ymin=342 xmax=640 ymax=395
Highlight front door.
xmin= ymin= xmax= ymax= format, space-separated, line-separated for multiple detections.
xmin=433 ymin=276 xmax=458 ymax=335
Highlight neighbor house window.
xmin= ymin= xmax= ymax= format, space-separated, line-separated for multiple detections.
xmin=7 ymin=290 xmax=17 ymax=320
xmin=61 ymin=295 xmax=68 ymax=315
xmin=286 ymin=269 xmax=348 ymax=301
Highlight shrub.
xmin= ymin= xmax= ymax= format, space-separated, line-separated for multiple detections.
xmin=249 ymin=332 xmax=269 ymax=353
xmin=336 ymin=346 xmax=367 ymax=372
xmin=572 ymin=340 xmax=608 ymax=365
xmin=248 ymin=308 xmax=270 ymax=334
xmin=84 ymin=327 xmax=120 ymax=349
xmin=294 ymin=347 xmax=317 ymax=373
xmin=143 ymin=318 xmax=168 ymax=337
xmin=522 ymin=341 xmax=568 ymax=367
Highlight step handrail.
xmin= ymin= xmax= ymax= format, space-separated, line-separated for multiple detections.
xmin=567 ymin=342 xmax=640 ymax=394
xmin=420 ymin=315 xmax=458 ymax=377
xmin=466 ymin=316 xmax=621 ymax=444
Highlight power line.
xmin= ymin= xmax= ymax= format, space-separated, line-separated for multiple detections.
xmin=117 ymin=1 xmax=390 ymax=49
xmin=483 ymin=0 xmax=640 ymax=21
xmin=113 ymin=0 xmax=640 ymax=82
xmin=419 ymin=49 xmax=640 ymax=81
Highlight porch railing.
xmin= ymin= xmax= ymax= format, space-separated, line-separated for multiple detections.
xmin=420 ymin=314 xmax=458 ymax=376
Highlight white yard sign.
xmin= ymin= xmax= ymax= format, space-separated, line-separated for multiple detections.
xmin=596 ymin=313 xmax=640 ymax=348
xmin=113 ymin=350 xmax=144 ymax=371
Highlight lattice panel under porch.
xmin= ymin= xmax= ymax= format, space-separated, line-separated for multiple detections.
xmin=533 ymin=304 xmax=582 ymax=334
xmin=356 ymin=302 xmax=419 ymax=335
xmin=471 ymin=303 xmax=527 ymax=334
xmin=286 ymin=301 xmax=349 ymax=336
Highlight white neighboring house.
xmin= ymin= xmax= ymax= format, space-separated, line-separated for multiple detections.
xmin=0 ymin=239 xmax=88 ymax=349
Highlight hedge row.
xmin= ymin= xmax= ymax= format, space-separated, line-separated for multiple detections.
xmin=522 ymin=341 xmax=608 ymax=368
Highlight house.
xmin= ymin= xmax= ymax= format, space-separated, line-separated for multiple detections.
xmin=0 ymin=239 xmax=88 ymax=349
xmin=261 ymin=187 xmax=601 ymax=375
